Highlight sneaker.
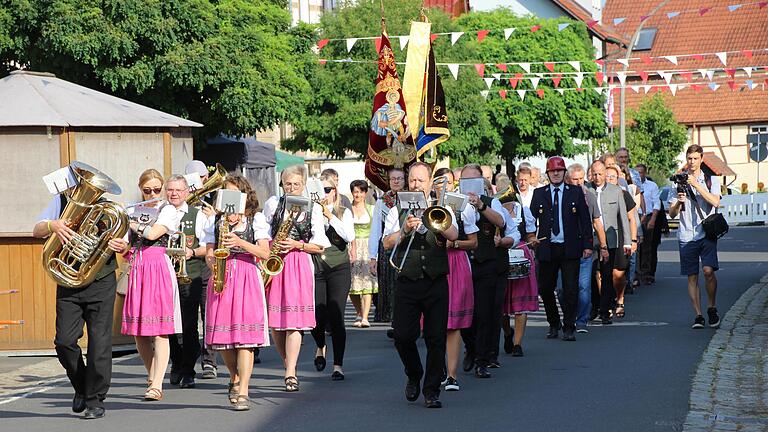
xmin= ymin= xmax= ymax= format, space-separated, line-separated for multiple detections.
xmin=692 ymin=315 xmax=705 ymax=329
xmin=511 ymin=345 xmax=524 ymax=357
xmin=707 ymin=308 xmax=720 ymax=328
xmin=576 ymin=326 xmax=589 ymax=334
xmin=201 ymin=365 xmax=217 ymax=379
xmin=444 ymin=377 xmax=460 ymax=391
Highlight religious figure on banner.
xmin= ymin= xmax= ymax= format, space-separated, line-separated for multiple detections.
xmin=371 ymin=89 xmax=411 ymax=169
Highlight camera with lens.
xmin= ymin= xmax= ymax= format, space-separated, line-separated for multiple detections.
xmin=669 ymin=172 xmax=689 ymax=194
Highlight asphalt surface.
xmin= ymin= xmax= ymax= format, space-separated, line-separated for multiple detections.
xmin=1 ymin=226 xmax=766 ymax=432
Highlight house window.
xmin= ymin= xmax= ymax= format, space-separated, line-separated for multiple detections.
xmin=750 ymin=125 xmax=768 ymax=134
xmin=633 ymin=28 xmax=657 ymax=51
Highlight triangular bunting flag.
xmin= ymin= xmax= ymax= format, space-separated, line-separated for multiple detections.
xmin=477 ymin=30 xmax=489 ymax=43
xmin=399 ymin=36 xmax=409 ymax=50
xmin=474 ymin=64 xmax=485 ymax=77
xmin=504 ymin=28 xmax=516 ymax=40
xmin=530 ymin=77 xmax=541 ymax=89
xmin=499 ymin=90 xmax=507 ymax=99
xmin=640 ymin=15 xmax=650 ymax=21
xmin=544 ymin=62 xmax=555 ymax=72
xmin=617 ymin=59 xmax=629 ymax=67
xmin=660 ymin=71 xmax=673 ymax=84
xmin=568 ymin=61 xmax=580 ymax=71
xmin=643 ymin=85 xmax=651 ymax=94
xmin=510 ymin=73 xmax=523 ymax=89
xmin=617 ymin=71 xmax=627 ymax=86
xmin=630 ymin=85 xmax=640 ymax=93
xmin=666 ymin=11 xmax=680 ymax=18
xmin=492 ymin=73 xmax=501 ymax=80
xmin=760 ymin=1 xmax=768 ymax=8
xmin=678 ymin=84 xmax=687 ymax=91
xmin=574 ymin=73 xmax=584 ymax=88
xmin=496 ymin=63 xmax=508 ymax=72
xmin=613 ymin=17 xmax=626 ymax=25
xmin=552 ymin=74 xmax=563 ymax=87
xmin=319 ymin=59 xmax=327 ymax=65
xmin=727 ymin=80 xmax=737 ymax=91
xmin=698 ymin=69 xmax=708 ymax=79
xmin=484 ymin=77 xmax=495 ymax=89
xmin=536 ymin=89 xmax=545 ymax=99
xmin=346 ymin=38 xmax=358 ymax=52
xmin=742 ymin=50 xmax=753 ymax=59
xmin=746 ymin=79 xmax=756 ymax=90
xmin=640 ymin=56 xmax=652 ymax=65
xmin=692 ymin=84 xmax=702 ymax=92
xmin=375 ymin=37 xmax=382 ymax=53
xmin=699 ymin=7 xmax=711 ymax=15
xmin=448 ymin=64 xmax=460 ymax=80
xmin=430 ymin=34 xmax=439 ymax=43
xmin=669 ymin=84 xmax=678 ymax=96
xmin=518 ymin=63 xmax=531 ymax=73
xmin=709 ymin=83 xmax=720 ymax=91
xmin=596 ymin=71 xmax=604 ymax=86
xmin=317 ymin=39 xmax=330 ymax=50
xmin=663 ymin=56 xmax=678 ymax=65
xmin=595 ymin=59 xmax=605 ymax=67
xmin=705 ymin=70 xmax=715 ymax=81
xmin=587 ymin=20 xmax=598 ymax=28
xmin=638 ymin=71 xmax=649 ymax=82
xmin=517 ymin=90 xmax=526 ymax=100
xmin=691 ymin=54 xmax=704 ymax=61
xmin=728 ymin=4 xmax=743 ymax=11
xmin=558 ymin=23 xmax=570 ymax=31
xmin=556 ymin=89 xmax=565 ymax=95
xmin=450 ymin=32 xmax=463 ymax=46
xmin=480 ymin=90 xmax=489 ymax=100
xmin=716 ymin=52 xmax=727 ymax=66
xmin=744 ymin=67 xmax=753 ymax=77
xmin=725 ymin=68 xmax=736 ymax=78
xmin=593 ymin=87 xmax=603 ymax=96
xmin=530 ymin=25 xmax=541 ymax=32
xmin=680 ymin=71 xmax=693 ymax=82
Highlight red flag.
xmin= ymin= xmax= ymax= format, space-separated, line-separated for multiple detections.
xmin=496 ymin=63 xmax=508 ymax=72
xmin=742 ymin=50 xmax=754 ymax=59
xmin=537 ymin=89 xmax=545 ymax=98
xmin=692 ymin=84 xmax=702 ymax=92
xmin=640 ymin=15 xmax=650 ymax=22
xmin=374 ymin=37 xmax=382 ymax=53
xmin=727 ymin=80 xmax=736 ymax=90
xmin=587 ymin=20 xmax=598 ymax=28
xmin=725 ymin=68 xmax=736 ymax=78
xmin=552 ymin=74 xmax=562 ymax=87
xmin=364 ymin=33 xmax=417 ymax=192
xmin=680 ymin=71 xmax=693 ymax=82
xmin=319 ymin=59 xmax=327 ymax=65
xmin=499 ymin=90 xmax=507 ymax=99
xmin=638 ymin=71 xmax=649 ymax=82
xmin=474 ymin=64 xmax=485 ymax=77
xmin=430 ymin=34 xmax=439 ymax=42
xmin=544 ymin=62 xmax=555 ymax=72
xmin=760 ymin=1 xmax=768 ymax=8
xmin=595 ymin=71 xmax=604 ymax=86
xmin=692 ymin=54 xmax=705 ymax=61
xmin=698 ymin=7 xmax=711 ymax=15
xmin=317 ymin=39 xmax=330 ymax=50
xmin=510 ymin=73 xmax=523 ymax=89
xmin=640 ymin=56 xmax=652 ymax=65
xmin=595 ymin=59 xmax=605 ymax=67
xmin=477 ymin=30 xmax=489 ymax=43
xmin=530 ymin=25 xmax=541 ymax=32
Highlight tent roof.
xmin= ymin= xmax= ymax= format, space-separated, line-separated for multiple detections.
xmin=205 ymin=135 xmax=276 ymax=169
xmin=0 ymin=71 xmax=202 ymax=128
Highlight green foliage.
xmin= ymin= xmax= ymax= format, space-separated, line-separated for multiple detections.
xmin=0 ymin=0 xmax=312 ymax=139
xmin=285 ymin=2 xmax=606 ymax=163
xmin=622 ymin=93 xmax=688 ymax=178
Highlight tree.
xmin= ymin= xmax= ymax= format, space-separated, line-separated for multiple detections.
xmin=623 ymin=93 xmax=688 ymax=178
xmin=0 ymin=0 xmax=313 ymax=139
xmin=285 ymin=1 xmax=607 ymax=164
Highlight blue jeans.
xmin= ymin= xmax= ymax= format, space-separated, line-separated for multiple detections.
xmin=629 ymin=252 xmax=637 ymax=284
xmin=576 ymin=256 xmax=593 ymax=327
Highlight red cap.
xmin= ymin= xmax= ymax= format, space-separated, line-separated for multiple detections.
xmin=546 ymin=156 xmax=567 ymax=172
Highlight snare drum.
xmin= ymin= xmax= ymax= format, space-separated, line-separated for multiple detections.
xmin=507 ymin=248 xmax=531 ymax=280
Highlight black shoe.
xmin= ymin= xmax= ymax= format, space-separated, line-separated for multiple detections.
xmin=707 ymin=307 xmax=720 ymax=328
xmin=83 ymin=407 xmax=105 ymax=420
xmin=488 ymin=358 xmax=501 ymax=368
xmin=424 ymin=395 xmax=442 ymax=408
xmin=331 ymin=370 xmax=345 ymax=381
xmin=170 ymin=371 xmax=182 ymax=386
xmin=589 ymin=308 xmax=599 ymax=322
xmin=405 ymin=380 xmax=420 ymax=402
xmin=511 ymin=345 xmax=524 ymax=357
xmin=601 ymin=317 xmax=613 ymax=325
xmin=180 ymin=375 xmax=196 ymax=389
xmin=314 ymin=355 xmax=326 ymax=372
xmin=462 ymin=351 xmax=474 ymax=372
xmin=72 ymin=394 xmax=86 ymax=413
xmin=692 ymin=315 xmax=705 ymax=329
xmin=444 ymin=377 xmax=460 ymax=391
xmin=474 ymin=366 xmax=491 ymax=378
xmin=503 ymin=331 xmax=514 ymax=354
xmin=562 ymin=328 xmax=576 ymax=341
xmin=253 ymin=348 xmax=261 ymax=365
xmin=546 ymin=325 xmax=560 ymax=339
xmin=386 ymin=329 xmax=395 ymax=339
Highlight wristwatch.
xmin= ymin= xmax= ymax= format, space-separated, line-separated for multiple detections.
xmin=631 ymin=239 xmax=638 ymax=243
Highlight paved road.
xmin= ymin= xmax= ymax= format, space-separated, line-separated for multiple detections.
xmin=1 ymin=227 xmax=766 ymax=432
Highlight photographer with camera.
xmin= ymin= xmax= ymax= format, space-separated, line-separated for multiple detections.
xmin=668 ymin=145 xmax=722 ymax=329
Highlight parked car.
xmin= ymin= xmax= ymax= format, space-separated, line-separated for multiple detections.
xmin=659 ymin=186 xmax=680 ymax=231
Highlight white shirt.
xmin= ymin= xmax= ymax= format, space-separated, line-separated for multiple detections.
xmin=125 ymin=202 xmax=181 ymax=242
xmin=640 ymin=178 xmax=661 ymax=214
xmin=37 ymin=195 xmax=64 ymax=223
xmin=669 ymin=172 xmax=721 ymax=243
xmin=262 ymin=196 xmax=332 ymax=248
xmin=383 ymin=205 xmax=458 ymax=237
xmin=501 ymin=206 xmax=522 ymax=245
xmin=368 ymin=197 xmax=393 ymax=259
xmin=324 ymin=205 xmax=356 ymax=243
xmin=202 ymin=212 xmax=271 ymax=245
xmin=457 ymin=205 xmax=480 ymax=236
xmin=549 ymin=183 xmax=565 ymax=243
xmin=518 ymin=189 xmax=533 ymax=208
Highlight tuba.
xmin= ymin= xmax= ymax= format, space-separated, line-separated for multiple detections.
xmin=42 ymin=161 xmax=129 ymax=288
xmin=186 ymin=163 xmax=226 ymax=206
xmin=167 ymin=231 xmax=191 ymax=285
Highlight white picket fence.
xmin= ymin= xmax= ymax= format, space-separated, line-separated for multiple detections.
xmin=720 ymin=193 xmax=768 ymax=224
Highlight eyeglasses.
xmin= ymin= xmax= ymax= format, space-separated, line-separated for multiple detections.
xmin=142 ymin=187 xmax=162 ymax=195
xmin=389 ymin=177 xmax=404 ymax=182
xmin=324 ymin=187 xmax=335 ymax=193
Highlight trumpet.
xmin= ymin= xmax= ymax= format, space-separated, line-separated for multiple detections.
xmin=166 ymin=231 xmax=191 ymax=285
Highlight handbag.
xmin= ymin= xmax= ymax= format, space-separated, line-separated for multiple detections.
xmin=115 ymin=263 xmax=129 ymax=295
xmin=691 ymin=193 xmax=728 ymax=240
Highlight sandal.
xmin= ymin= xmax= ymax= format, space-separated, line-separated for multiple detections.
xmin=143 ymin=387 xmax=163 ymax=401
xmin=615 ymin=304 xmax=626 ymax=318
xmin=284 ymin=376 xmax=299 ymax=392
xmin=360 ymin=320 xmax=371 ymax=328
xmin=352 ymin=321 xmax=363 ymax=328
xmin=227 ymin=381 xmax=240 ymax=405
xmin=233 ymin=395 xmax=250 ymax=411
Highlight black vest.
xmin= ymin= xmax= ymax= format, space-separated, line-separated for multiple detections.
xmin=392 ymin=206 xmax=449 ymax=281
xmin=214 ymin=215 xmax=255 ymax=254
xmin=469 ymin=195 xmax=508 ymax=274
xmin=131 ymin=203 xmax=171 ymax=249
xmin=180 ymin=206 xmax=203 ymax=279
xmin=59 ymin=194 xmax=117 ymax=281
xmin=321 ymin=217 xmax=350 ymax=268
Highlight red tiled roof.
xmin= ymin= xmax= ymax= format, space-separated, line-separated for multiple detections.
xmin=552 ymin=0 xmax=627 ymax=45
xmin=703 ymin=152 xmax=737 ymax=176
xmin=604 ymin=0 xmax=768 ymax=125
xmin=424 ymin=0 xmax=469 ymax=18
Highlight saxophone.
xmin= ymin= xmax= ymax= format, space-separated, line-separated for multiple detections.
xmin=212 ymin=218 xmax=231 ymax=293
xmin=261 ymin=201 xmax=304 ymax=288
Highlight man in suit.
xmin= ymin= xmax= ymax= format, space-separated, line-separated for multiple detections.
xmin=590 ymin=161 xmax=632 ymax=325
xmin=530 ymin=156 xmax=593 ymax=341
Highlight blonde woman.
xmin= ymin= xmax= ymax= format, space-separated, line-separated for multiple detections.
xmin=263 ymin=165 xmax=330 ymax=391
xmin=311 ymin=174 xmax=355 ymax=380
xmin=119 ymin=169 xmax=182 ymax=401
xmin=348 ymin=180 xmax=377 ymax=327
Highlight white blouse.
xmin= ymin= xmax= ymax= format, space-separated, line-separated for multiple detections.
xmin=325 ymin=205 xmax=356 ymax=243
xmin=261 ymin=196 xmax=331 ymax=248
xmin=202 ymin=212 xmax=271 ymax=246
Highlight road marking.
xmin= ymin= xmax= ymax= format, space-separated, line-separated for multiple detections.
xmin=0 ymin=378 xmax=68 ymax=405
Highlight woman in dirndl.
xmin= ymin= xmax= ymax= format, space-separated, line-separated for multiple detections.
xmin=262 ymin=165 xmax=330 ymax=392
xmin=203 ymin=174 xmax=270 ymax=411
xmin=348 ymin=179 xmax=377 ymax=327
xmin=434 ymin=168 xmax=478 ymax=391
xmin=120 ymin=169 xmax=182 ymax=401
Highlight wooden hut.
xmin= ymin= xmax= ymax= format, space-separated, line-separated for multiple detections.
xmin=0 ymin=70 xmax=202 ymax=352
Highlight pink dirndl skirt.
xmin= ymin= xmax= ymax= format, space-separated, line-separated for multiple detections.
xmin=447 ymin=248 xmax=473 ymax=330
xmin=266 ymin=246 xmax=316 ymax=331
xmin=122 ymin=246 xmax=182 ymax=336
xmin=205 ymin=253 xmax=269 ymax=349
xmin=503 ymin=244 xmax=539 ymax=315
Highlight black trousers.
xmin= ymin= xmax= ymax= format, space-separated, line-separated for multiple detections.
xmin=598 ymin=249 xmax=619 ymax=319
xmin=461 ymin=260 xmax=505 ymax=366
xmin=170 ymin=276 xmax=204 ymax=377
xmin=375 ymin=241 xmax=396 ymax=322
xmin=538 ymin=244 xmax=580 ymax=331
xmin=639 ymin=222 xmax=660 ymax=282
xmin=311 ymin=261 xmax=351 ymax=367
xmin=54 ymin=274 xmax=116 ymax=409
xmin=393 ymin=274 xmax=448 ymax=398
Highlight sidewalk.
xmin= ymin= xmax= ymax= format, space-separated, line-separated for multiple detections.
xmin=683 ymin=273 xmax=768 ymax=431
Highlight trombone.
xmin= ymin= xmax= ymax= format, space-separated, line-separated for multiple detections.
xmin=388 ymin=176 xmax=454 ymax=272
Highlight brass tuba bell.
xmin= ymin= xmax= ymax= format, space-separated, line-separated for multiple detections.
xmin=494 ymin=185 xmax=517 ymax=204
xmin=186 ymin=163 xmax=227 ymax=206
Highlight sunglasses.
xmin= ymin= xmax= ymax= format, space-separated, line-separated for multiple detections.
xmin=142 ymin=187 xmax=163 ymax=195
xmin=324 ymin=187 xmax=335 ymax=193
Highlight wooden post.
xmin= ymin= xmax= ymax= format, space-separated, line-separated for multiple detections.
xmin=67 ymin=129 xmax=76 ymax=161
xmin=163 ymin=131 xmax=172 ymax=178
xmin=58 ymin=127 xmax=69 ymax=167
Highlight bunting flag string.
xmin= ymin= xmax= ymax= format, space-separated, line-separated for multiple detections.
xmin=582 ymin=0 xmax=768 ymax=27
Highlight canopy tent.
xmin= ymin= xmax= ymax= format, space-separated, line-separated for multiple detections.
xmin=276 ymin=150 xmax=305 ymax=172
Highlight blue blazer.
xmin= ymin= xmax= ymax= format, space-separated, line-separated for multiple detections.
xmin=530 ymin=183 xmax=593 ymax=261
